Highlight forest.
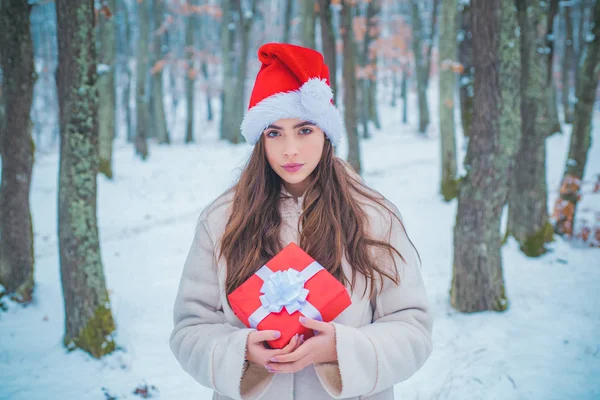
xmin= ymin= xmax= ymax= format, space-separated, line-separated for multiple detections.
xmin=0 ymin=0 xmax=599 ymax=399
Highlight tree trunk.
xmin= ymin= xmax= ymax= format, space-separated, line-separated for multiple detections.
xmin=411 ymin=1 xmax=429 ymax=134
xmin=458 ymin=2 xmax=473 ymax=138
xmin=318 ymin=0 xmax=337 ymax=104
xmin=121 ymin=0 xmax=134 ymax=143
xmin=575 ymin=1 xmax=589 ymax=92
xmin=451 ymin=0 xmax=512 ymax=313
xmin=201 ymin=60 xmax=213 ymax=121
xmin=135 ymin=0 xmax=149 ymax=158
xmin=438 ymin=0 xmax=458 ymax=202
xmin=152 ymin=0 xmax=169 ymax=144
xmin=401 ymin=69 xmax=408 ymax=124
xmin=283 ymin=0 xmax=293 ymax=44
xmin=55 ymin=0 xmax=116 ymax=358
xmin=235 ymin=0 xmax=257 ymax=145
xmin=0 ymin=0 xmax=36 ymax=303
xmin=562 ymin=5 xmax=574 ymax=124
xmin=363 ymin=0 xmax=381 ymax=135
xmin=98 ymin=0 xmax=117 ymax=178
xmin=220 ymin=0 xmax=241 ymax=143
xmin=544 ymin=0 xmax=561 ymax=136
xmin=301 ymin=0 xmax=316 ymax=49
xmin=358 ymin=4 xmax=371 ymax=139
xmin=341 ymin=0 xmax=361 ymax=174
xmin=185 ymin=7 xmax=195 ymax=144
xmin=507 ymin=0 xmax=553 ymax=257
xmin=553 ymin=0 xmax=600 ymax=237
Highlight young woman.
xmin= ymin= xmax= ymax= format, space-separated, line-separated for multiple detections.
xmin=170 ymin=43 xmax=433 ymax=400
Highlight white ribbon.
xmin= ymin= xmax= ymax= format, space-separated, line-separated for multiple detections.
xmin=248 ymin=261 xmax=324 ymax=329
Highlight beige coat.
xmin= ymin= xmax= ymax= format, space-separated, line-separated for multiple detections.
xmin=169 ymin=186 xmax=433 ymax=400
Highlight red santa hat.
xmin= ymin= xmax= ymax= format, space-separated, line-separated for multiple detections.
xmin=241 ymin=43 xmax=344 ymax=146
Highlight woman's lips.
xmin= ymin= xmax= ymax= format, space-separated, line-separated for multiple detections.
xmin=282 ymin=163 xmax=304 ymax=172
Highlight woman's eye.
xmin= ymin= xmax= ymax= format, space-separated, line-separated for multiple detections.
xmin=265 ymin=131 xmax=280 ymax=138
xmin=299 ymin=128 xmax=313 ymax=135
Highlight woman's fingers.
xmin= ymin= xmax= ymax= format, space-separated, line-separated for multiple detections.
xmin=279 ymin=334 xmax=297 ymax=353
xmin=299 ymin=317 xmax=333 ymax=333
xmin=249 ymin=330 xmax=280 ymax=344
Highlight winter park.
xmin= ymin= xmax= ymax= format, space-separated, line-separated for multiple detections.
xmin=1 ymin=0 xmax=599 ymax=399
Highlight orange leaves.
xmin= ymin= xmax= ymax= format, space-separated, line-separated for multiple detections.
xmin=176 ymin=2 xmax=222 ymax=18
xmin=441 ymin=59 xmax=464 ymax=74
xmin=553 ymin=173 xmax=600 ymax=247
xmin=150 ymin=59 xmax=168 ymax=76
xmin=99 ymin=4 xmax=113 ymax=20
xmin=559 ymin=174 xmax=582 ymax=197
xmin=356 ymin=63 xmax=377 ymax=80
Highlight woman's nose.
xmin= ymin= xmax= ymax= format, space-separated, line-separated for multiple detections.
xmin=283 ymin=137 xmax=299 ymax=157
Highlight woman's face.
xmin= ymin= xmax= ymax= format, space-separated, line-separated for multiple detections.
xmin=263 ymin=118 xmax=325 ymax=197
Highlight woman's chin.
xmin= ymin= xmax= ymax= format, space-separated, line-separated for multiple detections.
xmin=279 ymin=172 xmax=310 ymax=186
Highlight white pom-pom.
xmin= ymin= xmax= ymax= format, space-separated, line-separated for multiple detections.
xmin=300 ymin=78 xmax=333 ymax=113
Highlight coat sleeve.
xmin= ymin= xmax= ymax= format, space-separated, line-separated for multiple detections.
xmin=314 ymin=205 xmax=433 ymax=398
xmin=169 ymin=215 xmax=275 ymax=400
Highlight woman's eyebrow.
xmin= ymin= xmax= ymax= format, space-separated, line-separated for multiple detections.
xmin=266 ymin=124 xmax=283 ymax=130
xmin=293 ymin=121 xmax=316 ymax=128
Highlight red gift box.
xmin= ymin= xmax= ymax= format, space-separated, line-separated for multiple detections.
xmin=227 ymin=242 xmax=352 ymax=349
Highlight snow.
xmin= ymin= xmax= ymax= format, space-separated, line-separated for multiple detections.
xmin=1 ymin=85 xmax=599 ymax=400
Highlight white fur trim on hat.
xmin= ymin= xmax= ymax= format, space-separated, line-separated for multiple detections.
xmin=240 ymin=78 xmax=345 ymax=146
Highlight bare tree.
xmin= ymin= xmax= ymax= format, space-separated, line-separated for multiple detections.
xmin=119 ymin=0 xmax=134 ymax=143
xmin=507 ymin=0 xmax=553 ymax=257
xmin=457 ymin=1 xmax=473 ymax=138
xmin=135 ymin=0 xmax=150 ymax=158
xmin=185 ymin=3 xmax=195 ymax=143
xmin=341 ymin=0 xmax=361 ymax=173
xmin=411 ymin=0 xmax=439 ymax=135
xmin=438 ymin=0 xmax=458 ymax=201
xmin=451 ymin=0 xmax=518 ymax=313
xmin=0 ymin=0 xmax=36 ymax=303
xmin=301 ymin=0 xmax=316 ymax=49
xmin=55 ymin=0 xmax=116 ymax=358
xmin=151 ymin=0 xmax=170 ymax=144
xmin=553 ymin=0 xmax=600 ymax=237
xmin=98 ymin=0 xmax=117 ymax=178
xmin=318 ymin=0 xmax=337 ymax=103
xmin=282 ymin=0 xmax=294 ymax=43
xmin=561 ymin=4 xmax=575 ymax=124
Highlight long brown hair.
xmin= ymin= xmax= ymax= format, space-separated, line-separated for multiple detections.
xmin=219 ymin=136 xmax=416 ymax=300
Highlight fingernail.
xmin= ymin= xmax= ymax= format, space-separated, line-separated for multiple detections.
xmin=270 ymin=357 xmax=278 ymax=362
xmin=299 ymin=316 xmax=307 ymax=323
xmin=273 ymin=331 xmax=281 ymax=338
xmin=300 ymin=334 xmax=304 ymax=341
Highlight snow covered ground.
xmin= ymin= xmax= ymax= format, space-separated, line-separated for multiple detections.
xmin=1 ymin=95 xmax=599 ymax=399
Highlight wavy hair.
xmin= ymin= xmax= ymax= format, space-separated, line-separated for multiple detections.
xmin=218 ymin=136 xmax=417 ymax=300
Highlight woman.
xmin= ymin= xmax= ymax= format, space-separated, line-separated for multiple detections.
xmin=170 ymin=43 xmax=433 ymax=400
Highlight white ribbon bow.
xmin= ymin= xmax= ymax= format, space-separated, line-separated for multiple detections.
xmin=248 ymin=261 xmax=324 ymax=329
xmin=259 ymin=268 xmax=309 ymax=314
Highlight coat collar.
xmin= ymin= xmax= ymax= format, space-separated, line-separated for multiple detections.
xmin=279 ymin=185 xmax=305 ymax=216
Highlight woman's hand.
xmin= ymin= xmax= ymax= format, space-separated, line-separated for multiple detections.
xmin=245 ymin=329 xmax=304 ymax=369
xmin=265 ymin=317 xmax=337 ymax=373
